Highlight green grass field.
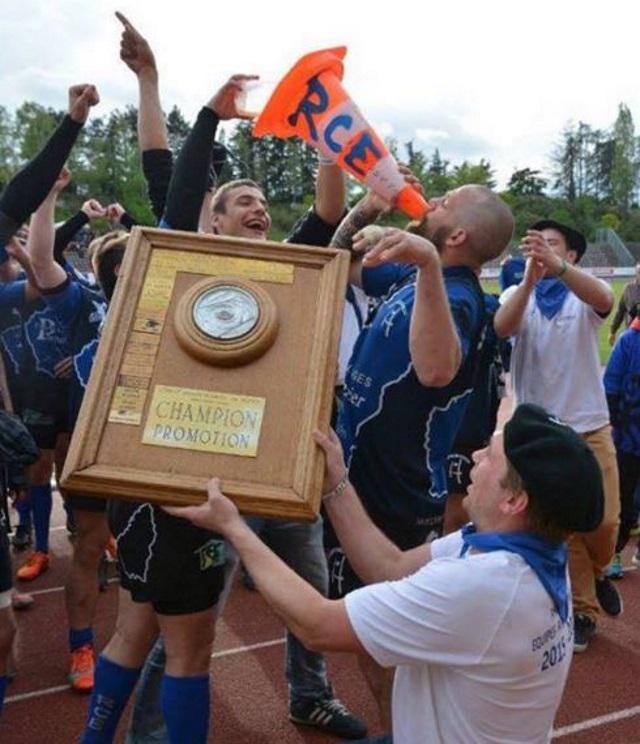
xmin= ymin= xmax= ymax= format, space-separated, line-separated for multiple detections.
xmin=481 ymin=278 xmax=626 ymax=365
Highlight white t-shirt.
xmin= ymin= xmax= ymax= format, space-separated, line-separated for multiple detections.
xmin=345 ymin=531 xmax=572 ymax=744
xmin=506 ymin=289 xmax=609 ymax=432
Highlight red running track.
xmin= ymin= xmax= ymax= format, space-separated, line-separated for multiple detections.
xmin=1 ymin=499 xmax=639 ymax=743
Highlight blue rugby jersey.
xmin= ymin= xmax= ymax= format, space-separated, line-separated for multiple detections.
xmin=336 ymin=264 xmax=486 ymax=521
xmin=0 ymin=281 xmax=71 ymax=401
xmin=604 ymin=324 xmax=640 ymax=457
xmin=41 ymin=280 xmax=107 ymax=427
xmin=0 ymin=281 xmax=28 ymax=396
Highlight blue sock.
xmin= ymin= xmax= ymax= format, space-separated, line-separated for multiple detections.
xmin=80 ymin=655 xmax=141 ymax=743
xmin=161 ymin=674 xmax=210 ymax=744
xmin=69 ymin=627 xmax=94 ymax=652
xmin=15 ymin=493 xmax=32 ymax=531
xmin=31 ymin=484 xmax=52 ymax=553
xmin=0 ymin=675 xmax=7 ymax=716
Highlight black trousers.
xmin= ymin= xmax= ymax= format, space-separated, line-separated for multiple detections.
xmin=615 ymin=450 xmax=640 ymax=552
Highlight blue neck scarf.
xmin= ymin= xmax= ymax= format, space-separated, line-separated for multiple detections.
xmin=460 ymin=524 xmax=569 ymax=621
xmin=534 ymin=278 xmax=570 ymax=320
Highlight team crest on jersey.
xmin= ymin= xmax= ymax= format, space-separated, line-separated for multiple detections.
xmin=25 ymin=308 xmax=69 ymax=377
xmin=194 ymin=538 xmax=225 ymax=571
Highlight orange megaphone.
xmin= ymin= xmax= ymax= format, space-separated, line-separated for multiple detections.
xmin=254 ymin=47 xmax=431 ymax=221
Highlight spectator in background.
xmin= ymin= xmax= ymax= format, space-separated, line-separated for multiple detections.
xmin=495 ymin=219 xmax=620 ymax=652
xmin=603 ymin=314 xmax=640 ymax=576
xmin=609 ymin=262 xmax=640 ymax=346
xmin=499 ymin=253 xmax=525 ymax=291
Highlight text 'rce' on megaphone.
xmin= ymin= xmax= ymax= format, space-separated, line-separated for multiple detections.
xmin=253 ymin=47 xmax=431 ymax=220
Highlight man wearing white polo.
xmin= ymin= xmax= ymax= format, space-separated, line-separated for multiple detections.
xmin=494 ymin=220 xmax=620 ymax=652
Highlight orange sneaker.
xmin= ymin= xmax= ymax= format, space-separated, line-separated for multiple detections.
xmin=16 ymin=552 xmax=49 ymax=581
xmin=69 ymin=644 xmax=95 ymax=693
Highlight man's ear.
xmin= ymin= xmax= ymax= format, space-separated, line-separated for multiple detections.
xmin=114 ymin=263 xmax=121 ymax=277
xmin=500 ymin=489 xmax=529 ymax=518
xmin=567 ymin=249 xmax=578 ymax=265
xmin=447 ymin=227 xmax=467 ymax=248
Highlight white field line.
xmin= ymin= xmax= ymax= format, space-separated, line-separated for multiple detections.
xmin=552 ymin=705 xmax=640 ymax=737
xmin=5 ymin=637 xmax=286 ymax=705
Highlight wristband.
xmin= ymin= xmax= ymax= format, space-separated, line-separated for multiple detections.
xmin=318 ymin=153 xmax=335 ymax=167
xmin=322 ymin=473 xmax=349 ymax=503
xmin=557 ymin=259 xmax=568 ymax=278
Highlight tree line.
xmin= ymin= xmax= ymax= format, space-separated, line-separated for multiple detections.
xmin=1 ymin=100 xmax=639 ymax=243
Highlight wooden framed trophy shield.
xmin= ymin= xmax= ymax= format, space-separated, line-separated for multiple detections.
xmin=61 ymin=227 xmax=349 ymax=521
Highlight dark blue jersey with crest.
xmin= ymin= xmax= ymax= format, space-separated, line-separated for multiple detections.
xmin=0 ymin=281 xmax=28 ymax=383
xmin=41 ymin=279 xmax=107 ymax=427
xmin=604 ymin=325 xmax=640 ymax=457
xmin=0 ymin=280 xmax=71 ymax=408
xmin=336 ymin=263 xmax=486 ymax=521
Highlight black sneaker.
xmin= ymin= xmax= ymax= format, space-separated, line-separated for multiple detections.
xmin=11 ymin=525 xmax=32 ymax=552
xmin=574 ymin=613 xmax=596 ymax=653
xmin=596 ymin=576 xmax=623 ymax=616
xmin=290 ymin=697 xmax=367 ymax=739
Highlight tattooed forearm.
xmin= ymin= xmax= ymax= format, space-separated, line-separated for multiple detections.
xmin=330 ymin=197 xmax=385 ymax=252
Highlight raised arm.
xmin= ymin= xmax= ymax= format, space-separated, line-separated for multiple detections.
xmin=357 ymin=228 xmax=462 ymax=386
xmin=522 ymin=229 xmax=614 ymax=314
xmin=53 ymin=198 xmax=105 ymax=265
xmin=0 ymin=83 xmax=98 ymax=246
xmin=5 ymin=238 xmax=39 ymax=301
xmin=330 ymin=192 xmax=388 ymax=286
xmin=314 ymin=162 xmax=345 ymax=226
xmin=116 ymin=12 xmax=168 ymax=151
xmin=116 ymin=12 xmax=172 ymax=222
xmin=493 ymin=257 xmax=544 ymax=338
xmin=163 ymin=75 xmax=256 ymax=232
xmin=27 ymin=170 xmax=70 ymax=290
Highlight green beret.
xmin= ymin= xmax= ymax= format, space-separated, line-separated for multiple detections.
xmin=504 ymin=404 xmax=604 ymax=533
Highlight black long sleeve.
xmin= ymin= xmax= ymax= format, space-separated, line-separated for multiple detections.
xmin=142 ymin=149 xmax=174 ymax=223
xmin=163 ymin=107 xmax=219 ymax=232
xmin=0 ymin=115 xmax=83 ymax=245
xmin=54 ymin=210 xmax=89 ymax=262
xmin=120 ymin=212 xmax=137 ymax=231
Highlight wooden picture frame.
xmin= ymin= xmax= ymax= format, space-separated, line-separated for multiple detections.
xmin=62 ymin=227 xmax=349 ymax=521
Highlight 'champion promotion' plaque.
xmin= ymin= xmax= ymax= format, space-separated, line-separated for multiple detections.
xmin=61 ymin=227 xmax=349 ymax=521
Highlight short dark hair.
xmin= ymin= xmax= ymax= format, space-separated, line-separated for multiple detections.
xmin=89 ymin=231 xmax=128 ymax=301
xmin=500 ymin=460 xmax=568 ymax=543
xmin=530 ymin=220 xmax=587 ymax=263
xmin=210 ymin=179 xmax=263 ymax=214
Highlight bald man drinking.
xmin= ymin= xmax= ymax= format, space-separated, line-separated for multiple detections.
xmin=325 ymin=183 xmax=514 ymax=739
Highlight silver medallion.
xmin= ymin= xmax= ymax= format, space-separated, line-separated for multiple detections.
xmin=192 ymin=286 xmax=260 ymax=340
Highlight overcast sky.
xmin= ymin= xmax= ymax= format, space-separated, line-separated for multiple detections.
xmin=2 ymin=0 xmax=639 ymax=188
